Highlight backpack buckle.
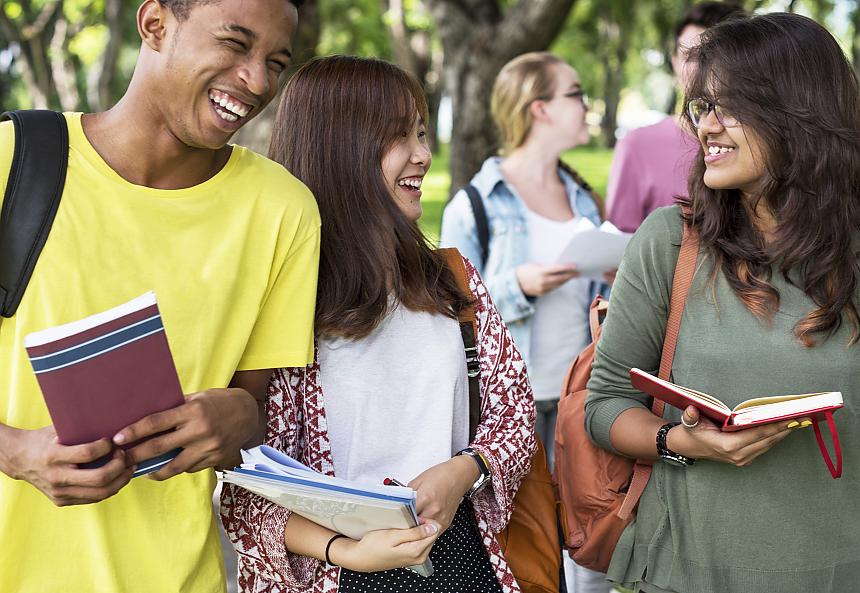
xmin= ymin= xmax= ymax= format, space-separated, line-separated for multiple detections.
xmin=465 ymin=346 xmax=480 ymax=377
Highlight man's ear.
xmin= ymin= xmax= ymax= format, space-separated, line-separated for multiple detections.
xmin=138 ymin=0 xmax=169 ymax=52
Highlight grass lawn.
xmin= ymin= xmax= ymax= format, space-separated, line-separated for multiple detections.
xmin=419 ymin=144 xmax=615 ymax=244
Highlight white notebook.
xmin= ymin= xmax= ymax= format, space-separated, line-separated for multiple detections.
xmin=220 ymin=445 xmax=434 ymax=577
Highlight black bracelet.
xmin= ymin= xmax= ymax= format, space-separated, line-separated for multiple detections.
xmin=325 ymin=533 xmax=349 ymax=566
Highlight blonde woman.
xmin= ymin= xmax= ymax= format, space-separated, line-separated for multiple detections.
xmin=440 ymin=51 xmax=610 ymax=593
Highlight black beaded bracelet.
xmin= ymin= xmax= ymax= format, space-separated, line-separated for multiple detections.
xmin=325 ymin=534 xmax=349 ymax=566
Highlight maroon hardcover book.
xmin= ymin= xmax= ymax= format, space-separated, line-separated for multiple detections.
xmin=25 ymin=292 xmax=185 ymax=475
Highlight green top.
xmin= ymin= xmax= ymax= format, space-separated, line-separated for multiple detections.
xmin=585 ymin=206 xmax=860 ymax=593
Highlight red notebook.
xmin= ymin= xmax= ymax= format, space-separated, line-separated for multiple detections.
xmin=629 ymin=368 xmax=843 ymax=429
xmin=629 ymin=368 xmax=843 ymax=478
xmin=25 ymin=292 xmax=184 ymax=476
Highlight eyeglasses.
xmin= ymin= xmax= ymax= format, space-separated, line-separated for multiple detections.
xmin=687 ymin=98 xmax=739 ymax=129
xmin=562 ymin=89 xmax=588 ymax=105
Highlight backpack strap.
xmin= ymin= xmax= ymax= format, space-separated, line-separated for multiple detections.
xmin=462 ymin=185 xmax=490 ymax=269
xmin=438 ymin=247 xmax=482 ymax=441
xmin=618 ymin=219 xmax=700 ymax=519
xmin=0 ymin=110 xmax=69 ymax=318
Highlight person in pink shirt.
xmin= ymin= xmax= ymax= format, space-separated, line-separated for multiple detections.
xmin=606 ymin=2 xmax=745 ymax=233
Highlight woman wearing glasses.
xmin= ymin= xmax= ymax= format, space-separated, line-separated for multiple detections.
xmin=585 ymin=13 xmax=860 ymax=593
xmin=440 ymin=51 xmax=605 ymax=462
xmin=441 ymin=53 xmax=611 ymax=591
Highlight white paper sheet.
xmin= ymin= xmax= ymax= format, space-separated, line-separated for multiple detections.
xmin=556 ymin=220 xmax=632 ymax=279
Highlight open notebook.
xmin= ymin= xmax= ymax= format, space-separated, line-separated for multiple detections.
xmin=629 ymin=368 xmax=843 ymax=429
xmin=629 ymin=368 xmax=844 ymax=478
xmin=220 ymin=445 xmax=434 ymax=576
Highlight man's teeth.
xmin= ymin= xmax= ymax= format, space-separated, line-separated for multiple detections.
xmin=398 ymin=178 xmax=422 ymax=190
xmin=208 ymin=91 xmax=251 ymax=118
xmin=708 ymin=146 xmax=735 ymax=155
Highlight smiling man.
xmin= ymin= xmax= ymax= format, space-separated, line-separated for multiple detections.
xmin=0 ymin=1 xmax=319 ymax=592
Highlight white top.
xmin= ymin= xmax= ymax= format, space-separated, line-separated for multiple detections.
xmin=525 ymin=210 xmax=590 ymax=401
xmin=319 ymin=302 xmax=470 ymax=485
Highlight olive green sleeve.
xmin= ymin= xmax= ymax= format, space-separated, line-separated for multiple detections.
xmin=584 ymin=205 xmax=686 ymax=453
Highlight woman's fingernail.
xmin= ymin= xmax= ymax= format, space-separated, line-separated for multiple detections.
xmin=423 ymin=523 xmax=438 ymax=535
xmin=800 ymin=420 xmax=812 ymax=427
xmin=787 ymin=421 xmax=800 ymax=429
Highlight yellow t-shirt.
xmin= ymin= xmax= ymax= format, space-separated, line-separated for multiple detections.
xmin=0 ymin=113 xmax=320 ymax=593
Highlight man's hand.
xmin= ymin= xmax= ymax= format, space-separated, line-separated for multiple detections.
xmin=114 ymin=387 xmax=259 ymax=480
xmin=0 ymin=425 xmax=133 ymax=506
xmin=408 ymin=455 xmax=479 ymax=532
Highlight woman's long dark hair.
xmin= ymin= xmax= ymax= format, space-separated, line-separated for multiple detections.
xmin=682 ymin=13 xmax=860 ymax=346
xmin=269 ymin=56 xmax=470 ymax=339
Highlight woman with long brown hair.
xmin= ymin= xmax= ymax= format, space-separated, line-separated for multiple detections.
xmin=220 ymin=55 xmax=535 ymax=593
xmin=585 ymin=13 xmax=860 ymax=593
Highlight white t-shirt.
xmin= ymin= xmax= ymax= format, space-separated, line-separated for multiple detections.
xmin=319 ymin=302 xmax=470 ymax=485
xmin=525 ymin=210 xmax=590 ymax=401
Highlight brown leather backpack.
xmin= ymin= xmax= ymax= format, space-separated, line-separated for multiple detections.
xmin=553 ymin=222 xmax=699 ymax=573
xmin=440 ymin=247 xmax=561 ymax=593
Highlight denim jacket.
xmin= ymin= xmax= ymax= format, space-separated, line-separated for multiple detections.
xmin=440 ymin=156 xmax=604 ymax=364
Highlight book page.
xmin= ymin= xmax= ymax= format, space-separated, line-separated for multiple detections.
xmin=24 ymin=291 xmax=157 ymax=347
xmin=734 ymin=392 xmax=830 ymax=411
xmin=732 ymin=392 xmax=843 ymax=426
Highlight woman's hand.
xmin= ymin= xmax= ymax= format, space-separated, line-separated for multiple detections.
xmin=331 ymin=520 xmax=441 ymax=572
xmin=668 ymin=405 xmax=797 ymax=467
xmin=408 ymin=456 xmax=480 ymax=532
xmin=516 ymin=263 xmax=580 ymax=297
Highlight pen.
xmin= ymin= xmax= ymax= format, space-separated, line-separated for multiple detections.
xmin=383 ymin=477 xmax=407 ymax=487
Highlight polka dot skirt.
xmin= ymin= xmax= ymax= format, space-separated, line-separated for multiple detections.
xmin=338 ymin=500 xmax=503 ymax=593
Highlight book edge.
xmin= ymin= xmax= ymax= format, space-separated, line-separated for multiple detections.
xmin=24 ymin=291 xmax=157 ymax=348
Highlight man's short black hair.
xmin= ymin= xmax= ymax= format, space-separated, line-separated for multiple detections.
xmin=158 ymin=0 xmax=303 ymax=21
xmin=674 ymin=1 xmax=746 ymax=42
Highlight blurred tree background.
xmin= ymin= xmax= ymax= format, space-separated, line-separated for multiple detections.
xmin=0 ymin=0 xmax=852 ymax=215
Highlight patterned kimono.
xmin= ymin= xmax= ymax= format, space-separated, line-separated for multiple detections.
xmin=221 ymin=257 xmax=537 ymax=593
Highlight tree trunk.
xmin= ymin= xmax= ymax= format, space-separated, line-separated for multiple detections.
xmin=428 ymin=0 xmax=578 ymax=195
xmin=0 ymin=0 xmax=63 ymax=109
xmin=49 ymin=17 xmax=80 ymax=111
xmin=383 ymin=0 xmax=443 ymax=147
xmin=853 ymin=2 xmax=860 ymax=79
xmin=231 ymin=0 xmax=321 ymax=155
xmin=89 ymin=0 xmax=124 ymax=111
xmin=599 ymin=3 xmax=631 ymax=149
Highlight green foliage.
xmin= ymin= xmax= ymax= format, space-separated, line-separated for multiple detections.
xmin=318 ymin=0 xmax=392 ymax=58
xmin=67 ymin=24 xmax=107 ymax=66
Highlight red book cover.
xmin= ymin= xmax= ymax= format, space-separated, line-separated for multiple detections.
xmin=628 ymin=368 xmax=842 ymax=430
xmin=25 ymin=292 xmax=184 ymax=475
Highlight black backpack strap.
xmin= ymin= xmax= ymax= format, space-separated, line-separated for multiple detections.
xmin=0 ymin=110 xmax=69 ymax=318
xmin=463 ymin=184 xmax=490 ymax=268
